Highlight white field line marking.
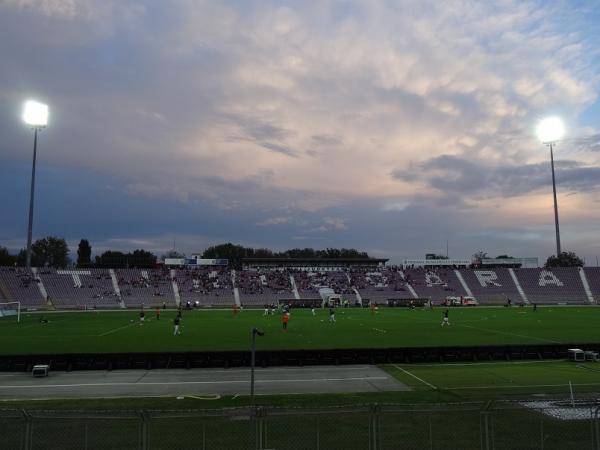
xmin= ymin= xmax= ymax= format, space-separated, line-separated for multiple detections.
xmin=0 ymin=376 xmax=388 ymax=389
xmin=446 ymin=382 xmax=600 ymax=390
xmin=406 ymin=314 xmax=562 ymax=344
xmin=98 ymin=323 xmax=136 ymax=337
xmin=401 ymin=360 xmax=565 ymax=368
xmin=392 ymin=364 xmax=437 ymax=390
xmin=458 ymin=323 xmax=561 ymax=344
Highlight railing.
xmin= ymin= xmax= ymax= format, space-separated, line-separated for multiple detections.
xmin=2 ymin=400 xmax=600 ymax=449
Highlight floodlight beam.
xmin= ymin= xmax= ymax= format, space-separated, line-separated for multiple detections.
xmin=23 ymin=101 xmax=48 ymax=128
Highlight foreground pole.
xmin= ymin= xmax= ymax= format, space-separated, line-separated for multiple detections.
xmin=26 ymin=128 xmax=39 ymax=269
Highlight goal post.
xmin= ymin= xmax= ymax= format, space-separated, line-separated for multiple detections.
xmin=0 ymin=302 xmax=21 ymax=323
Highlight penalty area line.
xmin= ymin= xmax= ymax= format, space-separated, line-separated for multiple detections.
xmin=392 ymin=364 xmax=437 ymax=390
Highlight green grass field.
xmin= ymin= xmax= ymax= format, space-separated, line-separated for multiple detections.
xmin=1 ymin=306 xmax=599 ymax=355
xmin=3 ymin=307 xmax=599 ymax=449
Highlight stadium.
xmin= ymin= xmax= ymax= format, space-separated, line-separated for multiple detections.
xmin=3 ymin=1 xmax=600 ymax=449
xmin=1 ymin=258 xmax=600 ymax=449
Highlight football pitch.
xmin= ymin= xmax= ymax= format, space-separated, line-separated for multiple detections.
xmin=1 ymin=305 xmax=599 ymax=355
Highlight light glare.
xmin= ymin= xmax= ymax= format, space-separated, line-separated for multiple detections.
xmin=23 ymin=100 xmax=48 ymax=127
xmin=537 ymin=117 xmax=564 ymax=144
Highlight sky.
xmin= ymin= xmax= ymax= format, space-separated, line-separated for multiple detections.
xmin=1 ymin=0 xmax=600 ymax=264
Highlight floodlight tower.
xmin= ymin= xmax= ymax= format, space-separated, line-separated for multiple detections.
xmin=536 ymin=117 xmax=564 ymax=257
xmin=22 ymin=101 xmax=49 ymax=270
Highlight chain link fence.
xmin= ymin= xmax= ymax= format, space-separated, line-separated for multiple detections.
xmin=1 ymin=400 xmax=600 ymax=450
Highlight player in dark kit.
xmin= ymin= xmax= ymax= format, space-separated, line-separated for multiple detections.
xmin=441 ymin=309 xmax=450 ymax=326
xmin=173 ymin=315 xmax=181 ymax=335
xmin=139 ymin=309 xmax=145 ymax=325
xmin=329 ymin=308 xmax=336 ymax=323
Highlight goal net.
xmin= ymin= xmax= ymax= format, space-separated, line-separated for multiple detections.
xmin=0 ymin=302 xmax=21 ymax=322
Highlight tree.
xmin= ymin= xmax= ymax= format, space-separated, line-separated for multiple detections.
xmin=0 ymin=247 xmax=16 ymax=266
xmin=472 ymin=251 xmax=489 ymax=262
xmin=77 ymin=239 xmax=92 ymax=267
xmin=95 ymin=251 xmax=127 ymax=268
xmin=128 ymin=249 xmax=157 ymax=268
xmin=162 ymin=250 xmax=186 ymax=260
xmin=31 ymin=237 xmax=70 ymax=268
xmin=544 ymin=251 xmax=584 ymax=268
xmin=202 ymin=243 xmax=253 ymax=269
xmin=426 ymin=253 xmax=449 ymax=260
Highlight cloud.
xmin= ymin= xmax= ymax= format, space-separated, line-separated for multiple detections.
xmin=3 ymin=0 xmax=82 ymax=19
xmin=257 ymin=217 xmax=294 ymax=226
xmin=1 ymin=0 xmax=600 ymax=261
xmin=392 ymin=153 xmax=600 ymax=199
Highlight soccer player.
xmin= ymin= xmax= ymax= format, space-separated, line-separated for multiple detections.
xmin=173 ymin=315 xmax=181 ymax=335
xmin=311 ymin=306 xmax=316 ymax=316
xmin=232 ymin=304 xmax=239 ymax=316
xmin=329 ymin=307 xmax=336 ymax=323
xmin=264 ymin=304 xmax=269 ymax=316
xmin=282 ymin=312 xmax=289 ymax=331
xmin=441 ymin=309 xmax=450 ymax=326
xmin=139 ymin=309 xmax=145 ymax=325
xmin=155 ymin=307 xmax=160 ymax=320
xmin=370 ymin=302 xmax=376 ymax=315
xmin=533 ymin=303 xmax=537 ymax=312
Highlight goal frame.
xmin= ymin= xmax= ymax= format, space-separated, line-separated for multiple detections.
xmin=0 ymin=301 xmax=21 ymax=323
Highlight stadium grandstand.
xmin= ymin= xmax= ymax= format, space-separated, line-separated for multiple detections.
xmin=1 ymin=263 xmax=597 ymax=308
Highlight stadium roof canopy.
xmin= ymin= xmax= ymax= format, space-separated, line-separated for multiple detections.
xmin=242 ymin=257 xmax=388 ymax=269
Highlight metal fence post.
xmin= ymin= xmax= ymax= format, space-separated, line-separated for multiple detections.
xmin=369 ymin=404 xmax=381 ymax=450
xmin=429 ymin=413 xmax=433 ymax=450
xmin=253 ymin=406 xmax=266 ymax=450
xmin=540 ymin=413 xmax=544 ymax=450
xmin=21 ymin=410 xmax=32 ymax=450
xmin=481 ymin=412 xmax=491 ymax=450
xmin=316 ymin=413 xmax=320 ymax=450
xmin=594 ymin=406 xmax=600 ymax=450
xmin=139 ymin=411 xmax=149 ymax=450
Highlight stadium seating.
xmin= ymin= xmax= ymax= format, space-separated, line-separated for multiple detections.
xmin=402 ymin=268 xmax=467 ymax=302
xmin=458 ymin=268 xmax=521 ymax=304
xmin=293 ymin=270 xmax=354 ymax=298
xmin=513 ymin=268 xmax=589 ymax=304
xmin=351 ymin=268 xmax=408 ymax=303
xmin=236 ymin=269 xmax=294 ymax=305
xmin=117 ymin=269 xmax=176 ymax=307
xmin=0 ymin=267 xmax=44 ymax=307
xmin=37 ymin=268 xmax=120 ymax=309
xmin=583 ymin=268 xmax=600 ymax=304
xmin=1 ymin=266 xmax=599 ymax=308
xmin=174 ymin=268 xmax=234 ymax=306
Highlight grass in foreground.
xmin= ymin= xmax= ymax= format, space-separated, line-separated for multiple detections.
xmin=1 ymin=306 xmax=599 ymax=355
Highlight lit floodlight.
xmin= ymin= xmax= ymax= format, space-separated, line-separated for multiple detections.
xmin=23 ymin=101 xmax=48 ymax=128
xmin=537 ymin=116 xmax=564 ymax=144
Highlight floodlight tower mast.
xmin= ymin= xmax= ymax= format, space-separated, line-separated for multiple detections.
xmin=22 ymin=101 xmax=49 ymax=270
xmin=537 ymin=117 xmax=564 ymax=257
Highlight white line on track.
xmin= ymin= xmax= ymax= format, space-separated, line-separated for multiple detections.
xmin=97 ymin=323 xmax=136 ymax=337
xmin=0 ymin=366 xmax=376 ymax=378
xmin=446 ymin=382 xmax=600 ymax=390
xmin=392 ymin=364 xmax=437 ymax=389
xmin=0 ymin=376 xmax=388 ymax=389
xmin=399 ymin=360 xmax=565 ymax=367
